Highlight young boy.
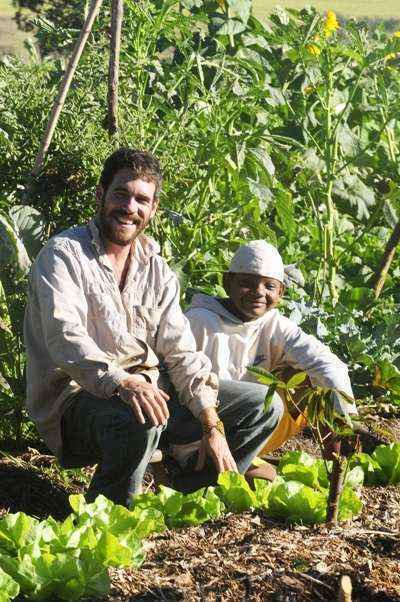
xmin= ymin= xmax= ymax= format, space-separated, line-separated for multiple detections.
xmin=185 ymin=240 xmax=357 ymax=456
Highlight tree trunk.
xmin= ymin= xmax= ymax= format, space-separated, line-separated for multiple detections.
xmin=107 ymin=0 xmax=124 ymax=136
xmin=30 ymin=0 xmax=104 ymax=178
xmin=372 ymin=220 xmax=400 ymax=299
xmin=326 ymin=452 xmax=346 ymax=524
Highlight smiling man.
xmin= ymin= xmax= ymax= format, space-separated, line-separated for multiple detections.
xmin=24 ymin=150 xmax=283 ymax=505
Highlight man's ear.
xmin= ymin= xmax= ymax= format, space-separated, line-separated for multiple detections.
xmin=222 ymin=272 xmax=232 ymax=296
xmin=96 ymin=185 xmax=104 ymax=207
xmin=279 ymin=283 xmax=285 ymax=298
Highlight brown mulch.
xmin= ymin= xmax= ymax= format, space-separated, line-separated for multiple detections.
xmin=0 ymin=417 xmax=399 ymax=601
xmin=104 ymin=483 xmax=400 ymax=601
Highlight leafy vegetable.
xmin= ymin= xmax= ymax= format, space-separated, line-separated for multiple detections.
xmin=351 ymin=443 xmax=400 ymax=485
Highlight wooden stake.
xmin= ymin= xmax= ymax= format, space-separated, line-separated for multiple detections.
xmin=31 ymin=0 xmax=104 ymax=178
xmin=373 ymin=220 xmax=400 ymax=299
xmin=107 ymin=0 xmax=124 ymax=136
xmin=338 ymin=575 xmax=352 ymax=602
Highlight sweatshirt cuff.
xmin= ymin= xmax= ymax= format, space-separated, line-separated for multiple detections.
xmin=332 ymin=391 xmax=358 ymax=416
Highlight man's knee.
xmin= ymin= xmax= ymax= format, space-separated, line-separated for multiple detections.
xmin=97 ymin=406 xmax=162 ymax=460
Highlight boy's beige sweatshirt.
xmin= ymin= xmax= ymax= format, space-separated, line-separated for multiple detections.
xmin=186 ymin=293 xmax=357 ymax=415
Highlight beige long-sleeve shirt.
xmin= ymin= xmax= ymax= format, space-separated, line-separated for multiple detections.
xmin=24 ymin=220 xmax=218 ymax=457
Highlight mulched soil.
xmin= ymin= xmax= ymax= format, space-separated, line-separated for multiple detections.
xmin=0 ymin=416 xmax=399 ymax=601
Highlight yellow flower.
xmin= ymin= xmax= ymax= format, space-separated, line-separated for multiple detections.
xmin=324 ymin=10 xmax=339 ymax=38
xmin=306 ymin=43 xmax=321 ymax=56
xmin=393 ymin=31 xmax=400 ymax=37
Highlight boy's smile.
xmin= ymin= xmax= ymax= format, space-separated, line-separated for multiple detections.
xmin=222 ymin=272 xmax=283 ymax=322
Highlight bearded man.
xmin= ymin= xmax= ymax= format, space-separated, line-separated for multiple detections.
xmin=24 ymin=148 xmax=283 ymax=505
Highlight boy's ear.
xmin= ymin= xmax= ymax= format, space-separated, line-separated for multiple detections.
xmin=96 ymin=185 xmax=104 ymax=207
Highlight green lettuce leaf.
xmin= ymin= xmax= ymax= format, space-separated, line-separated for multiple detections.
xmin=268 ymin=479 xmax=328 ymax=524
xmin=216 ymin=471 xmax=258 ymax=512
xmin=0 ymin=566 xmax=19 ymax=601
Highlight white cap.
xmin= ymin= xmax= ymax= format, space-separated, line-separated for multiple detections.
xmin=229 ymin=240 xmax=284 ymax=283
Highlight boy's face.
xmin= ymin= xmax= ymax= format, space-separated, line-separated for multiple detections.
xmin=223 ymin=272 xmax=283 ymax=322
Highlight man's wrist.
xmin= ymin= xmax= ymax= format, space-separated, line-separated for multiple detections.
xmin=202 ymin=418 xmax=226 ymax=438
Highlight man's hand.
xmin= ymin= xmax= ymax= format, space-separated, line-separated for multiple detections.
xmin=195 ymin=429 xmax=238 ymax=473
xmin=196 ymin=406 xmax=237 ymax=473
xmin=118 ymin=374 xmax=170 ymax=427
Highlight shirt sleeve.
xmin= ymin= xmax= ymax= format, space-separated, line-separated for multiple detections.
xmin=29 ymin=243 xmax=129 ymax=398
xmin=276 ymin=315 xmax=357 ymax=415
xmin=155 ymin=272 xmax=218 ymax=418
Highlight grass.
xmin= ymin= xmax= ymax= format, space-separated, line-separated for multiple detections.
xmin=0 ymin=0 xmax=30 ymax=58
xmin=0 ymin=0 xmax=399 ymax=58
xmin=253 ymin=0 xmax=400 ymax=21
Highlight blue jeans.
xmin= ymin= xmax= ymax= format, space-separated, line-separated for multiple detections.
xmin=61 ymin=391 xmax=163 ymax=505
xmin=61 ymin=380 xmax=283 ymax=503
xmin=167 ymin=379 xmax=283 ymax=492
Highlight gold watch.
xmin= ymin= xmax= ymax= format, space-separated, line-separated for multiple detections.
xmin=202 ymin=419 xmax=225 ymax=437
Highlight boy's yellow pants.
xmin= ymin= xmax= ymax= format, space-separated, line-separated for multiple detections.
xmin=258 ymin=368 xmax=311 ymax=455
xmin=260 ymin=405 xmax=307 ymax=454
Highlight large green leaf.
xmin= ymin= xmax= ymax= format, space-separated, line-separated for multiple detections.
xmin=227 ymin=0 xmax=251 ymax=24
xmin=216 ymin=471 xmax=258 ymax=512
xmin=268 ymin=479 xmax=327 ymax=524
xmin=0 ymin=213 xmax=30 ymax=276
xmin=333 ymin=175 xmax=375 ymax=220
xmin=0 ymin=567 xmax=19 ymax=602
xmin=372 ymin=443 xmax=400 ymax=485
xmin=0 ymin=512 xmax=37 ymax=555
xmin=9 ymin=205 xmax=45 ymax=260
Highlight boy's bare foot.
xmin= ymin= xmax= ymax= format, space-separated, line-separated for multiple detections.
xmin=245 ymin=462 xmax=277 ymax=483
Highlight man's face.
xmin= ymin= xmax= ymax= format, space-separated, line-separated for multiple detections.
xmin=224 ymin=272 xmax=283 ymax=321
xmin=97 ymin=168 xmax=158 ymax=247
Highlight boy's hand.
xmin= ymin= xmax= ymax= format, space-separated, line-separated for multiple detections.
xmin=196 ymin=430 xmax=238 ymax=473
xmin=118 ymin=374 xmax=169 ymax=427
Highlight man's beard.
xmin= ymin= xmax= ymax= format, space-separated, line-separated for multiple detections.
xmin=99 ymin=201 xmax=143 ymax=247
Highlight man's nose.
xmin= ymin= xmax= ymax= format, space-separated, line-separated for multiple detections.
xmin=124 ymin=196 xmax=140 ymax=212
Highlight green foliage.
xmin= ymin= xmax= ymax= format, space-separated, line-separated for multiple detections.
xmin=0 ymin=495 xmax=145 ymax=600
xmin=132 ymin=484 xmax=225 ymax=528
xmin=351 ymin=443 xmax=400 ymax=485
xmin=6 ymin=444 xmax=396 ymax=600
xmin=0 ymin=0 xmax=400 ymax=438
xmin=0 ymin=203 xmax=45 ymax=444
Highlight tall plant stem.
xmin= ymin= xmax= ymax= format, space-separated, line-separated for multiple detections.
xmin=323 ymin=56 xmax=338 ymax=304
xmin=30 ymin=0 xmax=104 ymax=178
xmin=107 ymin=0 xmax=124 ymax=136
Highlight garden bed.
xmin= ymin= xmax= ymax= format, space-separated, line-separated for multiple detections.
xmin=1 ymin=418 xmax=399 ymax=601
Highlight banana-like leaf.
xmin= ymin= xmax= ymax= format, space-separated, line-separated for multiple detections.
xmin=9 ymin=205 xmax=45 ymax=260
xmin=0 ymin=213 xmax=31 ymax=275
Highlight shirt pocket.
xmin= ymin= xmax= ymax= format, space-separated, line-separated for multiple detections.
xmin=86 ymin=291 xmax=126 ymax=350
xmin=131 ymin=305 xmax=161 ymax=340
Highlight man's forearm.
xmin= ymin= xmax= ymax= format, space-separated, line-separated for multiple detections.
xmin=198 ymin=406 xmax=219 ymax=426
